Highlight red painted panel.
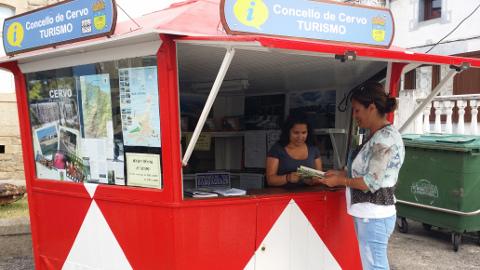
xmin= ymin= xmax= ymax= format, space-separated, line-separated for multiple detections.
xmin=32 ymin=191 xmax=92 ymax=270
xmin=256 ymin=199 xmax=290 ymax=249
xmin=295 ymin=195 xmax=327 ymax=238
xmin=322 ymin=190 xmax=362 ymax=270
xmin=173 ymin=202 xmax=257 ymax=270
xmin=96 ymin=199 xmax=176 ymax=270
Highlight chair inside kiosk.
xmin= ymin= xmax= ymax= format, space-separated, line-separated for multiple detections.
xmin=177 ymin=43 xmax=387 ymax=197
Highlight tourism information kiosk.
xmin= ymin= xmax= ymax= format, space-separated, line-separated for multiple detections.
xmin=2 ymin=0 xmax=480 ymax=269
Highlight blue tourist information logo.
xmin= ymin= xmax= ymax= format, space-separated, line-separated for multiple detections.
xmin=3 ymin=0 xmax=116 ymax=55
xmin=221 ymin=0 xmax=394 ymax=47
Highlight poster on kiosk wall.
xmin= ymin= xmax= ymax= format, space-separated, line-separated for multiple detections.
xmin=28 ymin=77 xmax=86 ymax=182
xmin=119 ymin=66 xmax=161 ymax=148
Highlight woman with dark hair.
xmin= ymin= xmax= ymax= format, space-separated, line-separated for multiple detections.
xmin=320 ymin=81 xmax=405 ymax=270
xmin=265 ymin=114 xmax=323 ymax=187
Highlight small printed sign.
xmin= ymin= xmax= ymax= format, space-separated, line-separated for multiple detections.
xmin=185 ymin=133 xmax=212 ymax=151
xmin=126 ymin=153 xmax=162 ymax=188
xmin=221 ymin=0 xmax=394 ymax=47
xmin=195 ymin=172 xmax=231 ymax=189
xmin=2 ymin=0 xmax=116 ymax=55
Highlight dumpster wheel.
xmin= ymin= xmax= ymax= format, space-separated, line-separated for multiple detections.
xmin=451 ymin=233 xmax=462 ymax=252
xmin=422 ymin=223 xmax=432 ymax=231
xmin=397 ymin=217 xmax=408 ymax=233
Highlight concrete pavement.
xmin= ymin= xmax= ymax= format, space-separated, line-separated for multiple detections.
xmin=0 ymin=216 xmax=479 ymax=269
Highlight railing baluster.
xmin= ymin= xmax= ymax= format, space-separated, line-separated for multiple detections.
xmin=444 ymin=101 xmax=454 ymax=134
xmin=415 ymin=113 xmax=424 ymax=134
xmin=433 ymin=101 xmax=443 ymax=133
xmin=457 ymin=100 xmax=466 ymax=134
xmin=470 ymin=100 xmax=479 ymax=135
xmin=423 ymin=104 xmax=432 ymax=133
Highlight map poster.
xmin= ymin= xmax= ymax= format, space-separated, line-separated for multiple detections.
xmin=79 ymin=74 xmax=113 ymax=138
xmin=126 ymin=153 xmax=162 ymax=188
xmin=119 ymin=66 xmax=161 ymax=147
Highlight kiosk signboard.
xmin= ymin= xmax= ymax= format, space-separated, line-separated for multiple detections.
xmin=2 ymin=0 xmax=117 ymax=55
xmin=221 ymin=0 xmax=394 ymax=47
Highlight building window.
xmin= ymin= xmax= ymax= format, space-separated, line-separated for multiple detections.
xmin=422 ymin=0 xmax=442 ymax=21
xmin=0 ymin=145 xmax=5 ymax=154
xmin=404 ymin=70 xmax=416 ymax=90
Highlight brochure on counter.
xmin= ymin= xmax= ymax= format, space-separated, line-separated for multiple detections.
xmin=185 ymin=187 xmax=246 ymax=198
xmin=184 ymin=189 xmax=218 ymax=198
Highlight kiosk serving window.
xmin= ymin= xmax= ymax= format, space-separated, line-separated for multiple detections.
xmin=176 ymin=44 xmax=372 ymax=197
xmin=26 ymin=56 xmax=163 ymax=189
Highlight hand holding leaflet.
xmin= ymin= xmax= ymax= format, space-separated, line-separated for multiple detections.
xmin=297 ymin=165 xmax=326 ymax=179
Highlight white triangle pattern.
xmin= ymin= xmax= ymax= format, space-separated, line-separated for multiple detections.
xmin=62 ymin=201 xmax=133 ymax=270
xmin=84 ymin=183 xmax=98 ymax=199
xmin=246 ymin=199 xmax=342 ymax=270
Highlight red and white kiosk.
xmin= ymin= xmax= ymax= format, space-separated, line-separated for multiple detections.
xmin=2 ymin=0 xmax=480 ymax=269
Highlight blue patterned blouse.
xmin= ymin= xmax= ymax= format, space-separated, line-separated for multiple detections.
xmin=351 ymin=124 xmax=405 ymax=192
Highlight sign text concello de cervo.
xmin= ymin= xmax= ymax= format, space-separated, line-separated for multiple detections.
xmin=221 ymin=0 xmax=394 ymax=48
xmin=2 ymin=0 xmax=117 ymax=55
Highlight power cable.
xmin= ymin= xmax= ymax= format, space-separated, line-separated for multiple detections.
xmin=425 ymin=3 xmax=480 ymax=53
xmin=116 ymin=3 xmax=142 ymax=30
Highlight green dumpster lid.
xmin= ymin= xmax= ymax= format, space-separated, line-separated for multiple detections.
xmin=402 ymin=134 xmax=480 ymax=152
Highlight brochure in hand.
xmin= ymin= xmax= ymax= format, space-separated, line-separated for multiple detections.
xmin=297 ymin=165 xmax=326 ymax=179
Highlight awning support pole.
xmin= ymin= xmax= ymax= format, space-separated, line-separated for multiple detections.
xmin=399 ymin=69 xmax=456 ymax=133
xmin=182 ymin=48 xmax=236 ymax=166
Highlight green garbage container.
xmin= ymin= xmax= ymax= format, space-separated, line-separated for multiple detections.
xmin=396 ymin=134 xmax=480 ymax=251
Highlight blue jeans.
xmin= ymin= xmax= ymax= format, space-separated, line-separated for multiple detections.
xmin=353 ymin=215 xmax=396 ymax=270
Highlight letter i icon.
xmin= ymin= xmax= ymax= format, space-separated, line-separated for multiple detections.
xmin=247 ymin=1 xmax=255 ymax=21
xmin=13 ymin=25 xmax=17 ymax=43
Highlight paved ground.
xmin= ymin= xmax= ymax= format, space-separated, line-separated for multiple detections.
xmin=0 ymin=234 xmax=33 ymax=270
xmin=389 ymin=219 xmax=480 ymax=270
xmin=0 ymin=219 xmax=479 ymax=269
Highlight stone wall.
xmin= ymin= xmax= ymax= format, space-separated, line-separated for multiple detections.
xmin=0 ymin=93 xmax=24 ymax=181
xmin=0 ymin=1 xmax=63 ymax=184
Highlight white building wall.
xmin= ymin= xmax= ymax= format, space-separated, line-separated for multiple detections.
xmin=391 ymin=0 xmax=480 ymax=55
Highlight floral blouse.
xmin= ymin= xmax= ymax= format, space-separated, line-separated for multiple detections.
xmin=350 ymin=125 xmax=405 ymax=193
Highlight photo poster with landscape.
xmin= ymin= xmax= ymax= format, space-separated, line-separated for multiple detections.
xmin=27 ymin=77 xmax=83 ymax=181
xmin=118 ymin=66 xmax=161 ymax=148
xmin=289 ymin=90 xmax=336 ymax=128
xmin=28 ymin=77 xmax=80 ymax=130
xmin=244 ymin=94 xmax=285 ymax=130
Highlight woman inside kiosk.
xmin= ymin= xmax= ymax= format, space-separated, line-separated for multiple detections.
xmin=265 ymin=114 xmax=323 ymax=187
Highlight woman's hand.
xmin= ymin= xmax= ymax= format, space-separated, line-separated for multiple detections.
xmin=325 ymin=169 xmax=346 ymax=177
xmin=287 ymin=172 xmax=302 ymax=184
xmin=303 ymin=176 xmax=322 ymax=186
xmin=319 ymin=170 xmax=346 ymax=187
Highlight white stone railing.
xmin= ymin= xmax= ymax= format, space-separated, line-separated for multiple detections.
xmin=395 ymin=94 xmax=480 ymax=135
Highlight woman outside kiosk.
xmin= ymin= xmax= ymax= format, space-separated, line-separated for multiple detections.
xmin=1 ymin=0 xmax=480 ymax=269
xmin=321 ymin=82 xmax=405 ymax=270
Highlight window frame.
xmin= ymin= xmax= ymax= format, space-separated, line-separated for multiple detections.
xmin=422 ymin=0 xmax=442 ymax=21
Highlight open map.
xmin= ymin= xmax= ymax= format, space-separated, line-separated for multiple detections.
xmin=119 ymin=66 xmax=161 ymax=147
xmin=80 ymin=74 xmax=112 ymax=138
